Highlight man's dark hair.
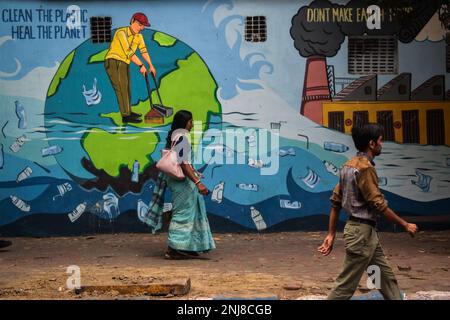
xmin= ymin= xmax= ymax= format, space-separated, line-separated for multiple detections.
xmin=351 ymin=123 xmax=383 ymax=152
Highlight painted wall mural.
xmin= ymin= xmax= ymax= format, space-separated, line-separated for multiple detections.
xmin=0 ymin=0 xmax=449 ymax=235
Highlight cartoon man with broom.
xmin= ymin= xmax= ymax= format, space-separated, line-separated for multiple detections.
xmin=105 ymin=12 xmax=157 ymax=124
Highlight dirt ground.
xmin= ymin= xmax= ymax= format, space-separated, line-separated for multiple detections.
xmin=0 ymin=231 xmax=449 ymax=300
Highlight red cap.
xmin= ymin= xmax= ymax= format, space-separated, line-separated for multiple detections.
xmin=131 ymin=12 xmax=150 ymax=27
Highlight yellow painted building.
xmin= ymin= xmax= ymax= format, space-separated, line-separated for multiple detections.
xmin=322 ymin=101 xmax=450 ymax=146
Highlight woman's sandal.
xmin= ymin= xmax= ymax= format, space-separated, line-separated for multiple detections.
xmin=164 ymin=250 xmax=188 ymax=260
xmin=164 ymin=248 xmax=206 ymax=260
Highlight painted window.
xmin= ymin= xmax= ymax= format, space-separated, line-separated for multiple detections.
xmin=427 ymin=109 xmax=445 ymax=145
xmin=90 ymin=16 xmax=112 ymax=43
xmin=377 ymin=111 xmax=395 ymax=141
xmin=348 ymin=36 xmax=398 ymax=75
xmin=245 ymin=16 xmax=267 ymax=42
xmin=402 ymin=110 xmax=420 ymax=144
xmin=328 ymin=112 xmax=345 ymax=133
xmin=353 ymin=111 xmax=369 ymax=129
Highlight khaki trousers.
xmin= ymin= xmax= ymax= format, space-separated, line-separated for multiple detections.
xmin=105 ymin=59 xmax=131 ymax=116
xmin=328 ymin=221 xmax=402 ymax=300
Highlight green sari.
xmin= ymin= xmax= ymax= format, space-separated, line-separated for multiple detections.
xmin=165 ymin=175 xmax=216 ymax=252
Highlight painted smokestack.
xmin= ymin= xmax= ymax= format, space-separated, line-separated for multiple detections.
xmin=291 ymin=0 xmax=443 ymax=123
xmin=301 ymin=56 xmax=331 ymax=125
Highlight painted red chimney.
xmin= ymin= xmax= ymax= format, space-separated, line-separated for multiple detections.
xmin=300 ymin=56 xmax=331 ymax=125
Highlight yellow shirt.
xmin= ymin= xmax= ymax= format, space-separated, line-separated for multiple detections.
xmin=105 ymin=26 xmax=148 ymax=64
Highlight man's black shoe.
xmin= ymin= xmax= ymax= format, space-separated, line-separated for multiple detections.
xmin=0 ymin=240 xmax=12 ymax=249
xmin=130 ymin=112 xmax=142 ymax=117
xmin=122 ymin=115 xmax=142 ymax=123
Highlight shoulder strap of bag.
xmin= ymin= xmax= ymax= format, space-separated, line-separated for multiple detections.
xmin=170 ymin=133 xmax=185 ymax=149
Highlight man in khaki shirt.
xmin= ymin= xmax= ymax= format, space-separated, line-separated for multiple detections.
xmin=105 ymin=12 xmax=156 ymax=124
xmin=318 ymin=123 xmax=418 ymax=300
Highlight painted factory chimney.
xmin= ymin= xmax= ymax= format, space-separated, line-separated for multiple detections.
xmin=300 ymin=56 xmax=331 ymax=125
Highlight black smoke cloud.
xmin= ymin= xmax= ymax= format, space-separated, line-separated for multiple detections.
xmin=290 ymin=0 xmax=345 ymax=57
xmin=290 ymin=0 xmax=444 ymax=58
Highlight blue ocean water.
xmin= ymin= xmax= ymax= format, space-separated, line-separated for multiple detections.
xmin=2 ymin=119 xmax=450 ymax=228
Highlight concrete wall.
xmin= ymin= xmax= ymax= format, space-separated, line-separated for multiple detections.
xmin=0 ymin=0 xmax=449 ymax=235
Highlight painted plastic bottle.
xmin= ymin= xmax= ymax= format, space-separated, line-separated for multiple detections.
xmin=15 ymin=100 xmax=27 ymax=129
xmin=132 ymin=160 xmax=139 ymax=182
xmin=279 ymin=148 xmax=295 ymax=157
xmin=250 ymin=206 xmax=267 ymax=231
xmin=68 ymin=202 xmax=87 ymax=223
xmin=16 ymin=166 xmax=32 ymax=182
xmin=10 ymin=134 xmax=27 ymax=153
xmin=53 ymin=182 xmax=73 ymax=200
xmin=10 ymin=195 xmax=31 ymax=212
xmin=236 ymin=183 xmax=258 ymax=191
xmin=323 ymin=141 xmax=349 ymax=153
xmin=280 ymin=199 xmax=302 ymax=209
xmin=41 ymin=145 xmax=63 ymax=157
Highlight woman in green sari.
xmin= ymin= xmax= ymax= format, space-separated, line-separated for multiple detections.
xmin=143 ymin=110 xmax=215 ymax=259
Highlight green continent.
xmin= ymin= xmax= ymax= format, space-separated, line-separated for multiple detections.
xmin=153 ymin=32 xmax=177 ymax=47
xmin=47 ymin=50 xmax=75 ymax=97
xmin=102 ymin=52 xmax=221 ymax=131
xmin=89 ymin=49 xmax=108 ymax=63
xmin=96 ymin=52 xmax=221 ymax=174
xmin=82 ymin=128 xmax=159 ymax=177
